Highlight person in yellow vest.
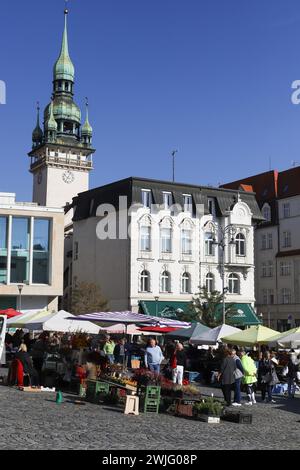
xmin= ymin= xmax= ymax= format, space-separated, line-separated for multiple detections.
xmin=239 ymin=348 xmax=257 ymax=406
xmin=103 ymin=336 xmax=115 ymax=364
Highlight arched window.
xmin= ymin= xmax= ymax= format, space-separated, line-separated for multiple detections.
xmin=161 ymin=271 xmax=171 ymax=293
xmin=228 ymin=274 xmax=239 ymax=294
xmin=236 ymin=233 xmax=246 ymax=256
xmin=262 ymin=204 xmax=271 ymax=222
xmin=206 ymin=273 xmax=214 ymax=293
xmin=140 ymin=270 xmax=150 ymax=292
xmin=181 ymin=272 xmax=191 ymax=294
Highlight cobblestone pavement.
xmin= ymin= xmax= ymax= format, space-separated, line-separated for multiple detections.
xmin=0 ymin=384 xmax=299 ymax=450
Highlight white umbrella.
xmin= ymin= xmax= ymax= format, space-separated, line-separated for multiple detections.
xmin=277 ymin=331 xmax=300 ymax=349
xmin=24 ymin=310 xmax=100 ymax=334
xmin=190 ymin=324 xmax=241 ymax=345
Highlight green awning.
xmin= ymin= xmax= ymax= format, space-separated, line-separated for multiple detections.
xmin=215 ymin=303 xmax=261 ymax=326
xmin=139 ymin=300 xmax=190 ymax=319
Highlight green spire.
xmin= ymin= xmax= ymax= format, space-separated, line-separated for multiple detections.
xmin=45 ymin=100 xmax=58 ymax=131
xmin=82 ymin=98 xmax=93 ymax=136
xmin=32 ymin=102 xmax=43 ymax=146
xmin=53 ymin=9 xmax=75 ymax=82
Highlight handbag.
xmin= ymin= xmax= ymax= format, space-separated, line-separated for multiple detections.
xmin=261 ymin=372 xmax=272 ymax=383
xmin=233 ymin=368 xmax=243 ymax=380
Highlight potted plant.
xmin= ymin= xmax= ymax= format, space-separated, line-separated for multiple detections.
xmin=193 ymin=397 xmax=223 ymax=423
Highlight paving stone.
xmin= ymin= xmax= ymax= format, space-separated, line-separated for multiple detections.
xmin=0 ymin=385 xmax=299 ymax=450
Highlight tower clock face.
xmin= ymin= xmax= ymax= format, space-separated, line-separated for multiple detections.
xmin=37 ymin=171 xmax=43 ymax=185
xmin=62 ymin=170 xmax=75 ymax=184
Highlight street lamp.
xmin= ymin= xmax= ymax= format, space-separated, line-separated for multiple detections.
xmin=154 ymin=296 xmax=159 ymax=317
xmin=210 ymin=223 xmax=236 ymax=325
xmin=17 ymin=284 xmax=24 ymax=312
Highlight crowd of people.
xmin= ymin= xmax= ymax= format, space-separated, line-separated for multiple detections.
xmin=3 ymin=329 xmax=300 ymax=404
xmin=218 ymin=347 xmax=300 ymax=407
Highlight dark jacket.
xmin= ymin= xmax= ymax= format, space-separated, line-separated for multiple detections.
xmin=15 ymin=351 xmax=35 ymax=374
xmin=175 ymin=350 xmax=186 ymax=367
xmin=258 ymin=359 xmax=278 ymax=385
xmin=220 ymin=356 xmax=236 ymax=385
xmin=287 ymin=359 xmax=299 ymax=380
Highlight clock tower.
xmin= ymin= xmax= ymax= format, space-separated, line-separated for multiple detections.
xmin=29 ymin=9 xmax=95 ymax=227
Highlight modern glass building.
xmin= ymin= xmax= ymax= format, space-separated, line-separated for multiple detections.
xmin=0 ymin=193 xmax=64 ymax=312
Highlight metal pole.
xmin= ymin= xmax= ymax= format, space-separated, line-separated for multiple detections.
xmin=171 ymin=150 xmax=178 ymax=183
xmin=173 ymin=153 xmax=175 ymax=182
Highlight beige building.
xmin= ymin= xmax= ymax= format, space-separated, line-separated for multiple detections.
xmin=0 ymin=192 xmax=64 ymax=312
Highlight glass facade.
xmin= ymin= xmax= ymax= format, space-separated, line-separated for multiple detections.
xmin=0 ymin=216 xmax=51 ymax=285
xmin=33 ymin=219 xmax=50 ymax=284
xmin=0 ymin=217 xmax=8 ymax=284
xmin=10 ymin=218 xmax=30 ymax=283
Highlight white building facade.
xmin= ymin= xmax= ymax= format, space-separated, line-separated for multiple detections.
xmin=69 ymin=178 xmax=262 ymax=325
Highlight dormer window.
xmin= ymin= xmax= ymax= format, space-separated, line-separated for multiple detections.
xmin=183 ymin=194 xmax=192 ymax=213
xmin=262 ymin=204 xmax=271 ymax=222
xmin=208 ymin=198 xmax=215 ymax=216
xmin=162 ymin=192 xmax=172 ymax=210
xmin=141 ymin=190 xmax=152 ymax=209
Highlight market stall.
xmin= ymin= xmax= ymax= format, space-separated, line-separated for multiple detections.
xmin=221 ymin=325 xmax=279 ymax=346
xmin=24 ymin=310 xmax=100 ymax=334
xmin=190 ymin=324 xmax=241 ymax=346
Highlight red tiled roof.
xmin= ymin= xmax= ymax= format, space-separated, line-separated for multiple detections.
xmin=221 ymin=170 xmax=278 ymax=202
xmin=239 ymin=184 xmax=253 ymax=192
xmin=277 ymin=166 xmax=300 ymax=199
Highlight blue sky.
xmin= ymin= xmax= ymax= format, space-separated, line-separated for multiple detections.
xmin=1 ymin=0 xmax=300 ymax=201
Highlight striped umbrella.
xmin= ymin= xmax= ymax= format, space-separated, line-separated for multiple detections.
xmin=67 ymin=311 xmax=191 ymax=329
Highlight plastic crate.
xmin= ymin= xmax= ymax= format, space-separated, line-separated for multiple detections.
xmin=222 ymin=412 xmax=253 ymax=424
xmin=144 ymin=397 xmax=160 ymax=413
xmin=145 ymin=386 xmax=161 ymax=399
xmin=95 ymin=382 xmax=110 ymax=394
xmin=144 ymin=404 xmax=159 ymax=413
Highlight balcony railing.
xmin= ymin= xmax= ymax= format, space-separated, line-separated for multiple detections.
xmin=31 ymin=155 xmax=93 ymax=170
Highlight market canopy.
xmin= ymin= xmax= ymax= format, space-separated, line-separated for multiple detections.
xmin=6 ymin=310 xmax=50 ymax=328
xmin=215 ymin=303 xmax=261 ymax=326
xmin=138 ymin=326 xmax=178 ymax=333
xmin=166 ymin=322 xmax=211 ymax=340
xmin=190 ymin=324 xmax=241 ymax=346
xmin=139 ymin=300 xmax=190 ymax=319
xmin=275 ymin=329 xmax=300 ymax=349
xmin=68 ymin=311 xmax=191 ymax=329
xmin=24 ymin=310 xmax=100 ymax=334
xmin=222 ymin=325 xmax=279 ymax=346
xmin=98 ymin=323 xmax=162 ymax=336
xmin=0 ymin=308 xmax=23 ymax=319
xmin=267 ymin=327 xmax=300 ymax=348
